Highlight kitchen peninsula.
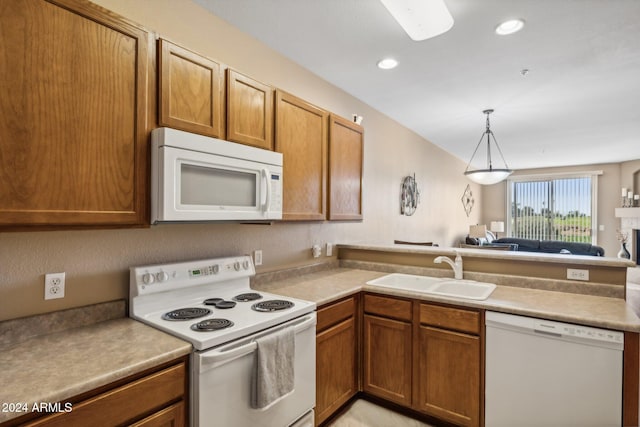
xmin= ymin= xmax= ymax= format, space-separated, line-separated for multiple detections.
xmin=253 ymin=244 xmax=639 ymax=426
xmin=2 ymin=248 xmax=639 ymax=427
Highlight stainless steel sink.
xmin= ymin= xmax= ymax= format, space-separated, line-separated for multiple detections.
xmin=366 ymin=274 xmax=496 ymax=300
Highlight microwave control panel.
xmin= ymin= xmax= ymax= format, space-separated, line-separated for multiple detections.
xmin=270 ymin=173 xmax=283 ymax=211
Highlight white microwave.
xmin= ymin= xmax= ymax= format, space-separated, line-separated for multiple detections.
xmin=151 ymin=127 xmax=283 ymax=223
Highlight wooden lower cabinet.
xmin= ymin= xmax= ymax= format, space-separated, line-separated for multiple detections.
xmin=315 ymin=296 xmax=359 ymax=426
xmin=130 ymin=401 xmax=185 ymax=427
xmin=362 ymin=294 xmax=414 ymax=407
xmin=363 ymin=314 xmax=412 ymax=406
xmin=359 ymin=295 xmax=482 ymax=426
xmin=415 ymin=303 xmax=482 ymax=427
xmin=416 ymin=326 xmax=480 ymax=427
xmin=18 ymin=358 xmax=187 ymax=427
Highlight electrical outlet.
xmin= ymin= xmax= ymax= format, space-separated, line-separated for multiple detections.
xmin=253 ymin=250 xmax=263 ymax=266
xmin=45 ymin=272 xmax=65 ymax=300
xmin=567 ymin=268 xmax=589 ymax=281
xmin=312 ymin=245 xmax=322 ymax=258
xmin=326 ymin=243 xmax=333 ymax=256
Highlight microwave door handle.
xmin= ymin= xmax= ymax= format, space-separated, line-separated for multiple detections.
xmin=261 ymin=168 xmax=272 ymax=213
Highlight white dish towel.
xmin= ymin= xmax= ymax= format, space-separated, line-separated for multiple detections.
xmin=251 ymin=326 xmax=295 ymax=409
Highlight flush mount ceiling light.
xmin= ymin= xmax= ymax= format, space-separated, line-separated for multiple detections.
xmin=379 ymin=0 xmax=454 ymax=41
xmin=495 ymin=19 xmax=525 ymax=35
xmin=377 ymin=58 xmax=398 ymax=69
xmin=464 ymin=109 xmax=513 ymax=185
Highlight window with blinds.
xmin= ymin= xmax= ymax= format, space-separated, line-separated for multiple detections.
xmin=507 ymin=173 xmax=598 ymax=244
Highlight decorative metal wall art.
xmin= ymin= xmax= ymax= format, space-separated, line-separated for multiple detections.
xmin=401 ymin=174 xmax=420 ymax=216
xmin=461 ymin=184 xmax=474 ymax=217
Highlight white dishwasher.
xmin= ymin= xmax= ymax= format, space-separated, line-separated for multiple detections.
xmin=485 ymin=311 xmax=624 ymax=427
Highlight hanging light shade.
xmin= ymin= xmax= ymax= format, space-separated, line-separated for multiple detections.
xmin=464 ymin=109 xmax=513 ymax=185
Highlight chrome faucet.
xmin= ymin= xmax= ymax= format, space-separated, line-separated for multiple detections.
xmin=434 ymin=252 xmax=463 ymax=279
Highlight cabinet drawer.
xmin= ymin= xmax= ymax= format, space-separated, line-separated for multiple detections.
xmin=364 ymin=294 xmax=412 ymax=322
xmin=317 ymin=296 xmax=356 ymax=332
xmin=24 ymin=362 xmax=186 ymax=427
xmin=420 ymin=304 xmax=480 ymax=335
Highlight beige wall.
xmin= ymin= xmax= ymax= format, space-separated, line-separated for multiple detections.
xmin=481 ymin=163 xmax=624 ymax=256
xmin=0 ymin=0 xmax=479 ymax=321
xmin=621 ymin=159 xmax=640 ymax=194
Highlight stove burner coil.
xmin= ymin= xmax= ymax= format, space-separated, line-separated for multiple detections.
xmin=251 ymin=300 xmax=295 ymax=312
xmin=162 ymin=307 xmax=212 ymax=321
xmin=214 ymin=300 xmax=237 ymax=309
xmin=233 ymin=292 xmax=263 ymax=302
xmin=203 ymin=298 xmax=236 ymax=309
xmin=190 ymin=318 xmax=234 ymax=332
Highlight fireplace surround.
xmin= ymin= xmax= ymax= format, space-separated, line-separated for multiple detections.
xmin=615 ymin=207 xmax=640 ymax=264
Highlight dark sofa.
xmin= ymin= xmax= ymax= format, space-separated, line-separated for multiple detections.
xmin=492 ymin=237 xmax=605 ymax=256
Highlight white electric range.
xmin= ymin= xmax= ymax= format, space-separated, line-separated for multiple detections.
xmin=130 ymin=255 xmax=316 ymax=427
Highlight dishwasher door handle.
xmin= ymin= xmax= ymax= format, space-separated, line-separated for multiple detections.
xmin=533 ymin=328 xmax=562 ymax=338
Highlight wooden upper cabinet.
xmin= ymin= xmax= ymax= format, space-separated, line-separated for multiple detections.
xmin=226 ymin=69 xmax=274 ymax=150
xmin=275 ymin=90 xmax=328 ymax=220
xmin=158 ymin=38 xmax=225 ymax=139
xmin=328 ymin=114 xmax=364 ymax=220
xmin=0 ymin=0 xmax=152 ymax=227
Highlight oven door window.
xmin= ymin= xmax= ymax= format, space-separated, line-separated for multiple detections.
xmin=180 ymin=163 xmax=257 ymax=208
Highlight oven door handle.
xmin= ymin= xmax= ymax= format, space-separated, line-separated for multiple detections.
xmin=198 ymin=314 xmax=316 ymax=371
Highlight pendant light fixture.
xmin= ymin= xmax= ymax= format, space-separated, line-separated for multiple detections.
xmin=464 ymin=109 xmax=513 ymax=185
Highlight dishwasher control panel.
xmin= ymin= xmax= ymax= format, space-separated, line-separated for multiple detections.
xmin=486 ymin=311 xmax=624 ymax=347
xmin=533 ymin=319 xmax=624 ymax=344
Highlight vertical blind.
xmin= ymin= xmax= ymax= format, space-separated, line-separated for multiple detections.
xmin=508 ymin=175 xmax=595 ymax=243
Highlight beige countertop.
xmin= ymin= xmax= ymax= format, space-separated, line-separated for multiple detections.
xmin=254 ymin=267 xmax=640 ymax=333
xmin=3 ymin=265 xmax=638 ymax=424
xmin=0 ymin=318 xmax=191 ymax=424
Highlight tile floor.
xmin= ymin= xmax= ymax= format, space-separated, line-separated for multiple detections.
xmin=326 ymin=400 xmax=434 ymax=427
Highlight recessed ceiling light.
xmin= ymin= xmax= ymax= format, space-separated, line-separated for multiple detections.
xmin=377 ymin=58 xmax=398 ymax=70
xmin=495 ymin=19 xmax=525 ymax=35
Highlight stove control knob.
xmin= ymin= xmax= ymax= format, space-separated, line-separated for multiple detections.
xmin=142 ymin=272 xmax=155 ymax=285
xmin=234 ymin=261 xmax=241 ymax=271
xmin=212 ymin=264 xmax=219 ymax=274
xmin=243 ymin=260 xmax=250 ymax=270
xmin=156 ymin=271 xmax=169 ymax=283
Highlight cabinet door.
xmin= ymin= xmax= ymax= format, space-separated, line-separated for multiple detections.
xmin=316 ymin=317 xmax=358 ymax=425
xmin=328 ymin=114 xmax=363 ymax=220
xmin=22 ymin=362 xmax=186 ymax=427
xmin=417 ymin=326 xmax=480 ymax=427
xmin=129 ymin=401 xmax=185 ymax=427
xmin=226 ymin=69 xmax=273 ymax=150
xmin=158 ymin=39 xmax=225 ymax=138
xmin=363 ymin=314 xmax=412 ymax=406
xmin=0 ymin=0 xmax=152 ymax=227
xmin=275 ymin=90 xmax=328 ymax=220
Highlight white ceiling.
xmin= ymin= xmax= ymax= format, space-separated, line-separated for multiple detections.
xmin=194 ymin=0 xmax=640 ymax=170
